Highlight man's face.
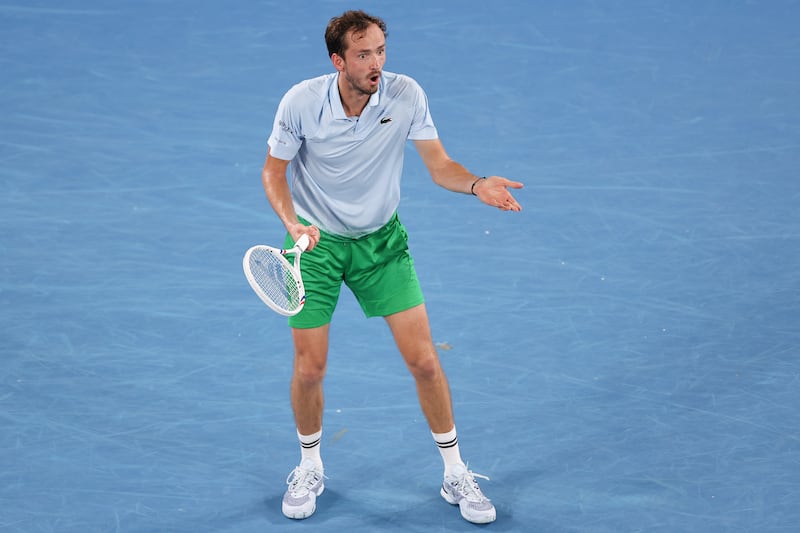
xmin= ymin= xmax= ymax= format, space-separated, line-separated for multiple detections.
xmin=335 ymin=23 xmax=386 ymax=96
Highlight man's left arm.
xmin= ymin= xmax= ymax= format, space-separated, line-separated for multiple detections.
xmin=413 ymin=139 xmax=524 ymax=212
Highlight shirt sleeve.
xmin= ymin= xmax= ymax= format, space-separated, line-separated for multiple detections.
xmin=267 ymin=87 xmax=304 ymax=160
xmin=407 ymin=79 xmax=439 ymax=141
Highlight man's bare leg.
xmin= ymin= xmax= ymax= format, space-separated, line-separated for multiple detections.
xmin=384 ymin=304 xmax=454 ymax=433
xmin=290 ymin=324 xmax=330 ymax=435
xmin=282 ymin=324 xmax=330 ymax=520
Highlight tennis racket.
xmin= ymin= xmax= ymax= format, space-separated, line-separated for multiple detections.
xmin=243 ymin=233 xmax=310 ymax=316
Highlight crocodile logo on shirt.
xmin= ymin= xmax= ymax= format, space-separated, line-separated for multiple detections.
xmin=380 ymin=117 xmax=392 ymax=124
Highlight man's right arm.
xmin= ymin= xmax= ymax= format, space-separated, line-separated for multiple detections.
xmin=261 ymin=148 xmax=321 ymax=250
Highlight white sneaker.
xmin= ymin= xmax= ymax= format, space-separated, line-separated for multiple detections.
xmin=440 ymin=463 xmax=496 ymax=524
xmin=282 ymin=458 xmax=325 ymax=519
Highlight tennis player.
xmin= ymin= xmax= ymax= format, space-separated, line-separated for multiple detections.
xmin=262 ymin=9 xmax=523 ymax=524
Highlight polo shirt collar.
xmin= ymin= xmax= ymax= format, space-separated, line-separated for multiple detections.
xmin=330 ymin=72 xmax=381 ymax=119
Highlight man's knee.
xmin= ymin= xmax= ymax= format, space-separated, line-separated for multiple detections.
xmin=292 ymin=326 xmax=329 ymax=385
xmin=406 ymin=348 xmax=442 ymax=381
xmin=293 ymin=350 xmax=327 ymax=385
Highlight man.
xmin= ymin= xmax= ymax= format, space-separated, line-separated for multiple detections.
xmin=262 ymin=9 xmax=523 ymax=524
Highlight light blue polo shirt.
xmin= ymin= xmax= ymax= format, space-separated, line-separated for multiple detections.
xmin=267 ymin=71 xmax=439 ymax=238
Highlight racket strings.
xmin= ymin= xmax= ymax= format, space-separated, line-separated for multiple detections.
xmin=248 ymin=249 xmax=303 ymax=311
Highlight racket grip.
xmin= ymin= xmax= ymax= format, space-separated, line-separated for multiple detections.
xmin=295 ymin=233 xmax=310 ymax=252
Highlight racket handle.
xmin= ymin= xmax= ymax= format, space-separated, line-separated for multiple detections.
xmin=294 ymin=233 xmax=310 ymax=252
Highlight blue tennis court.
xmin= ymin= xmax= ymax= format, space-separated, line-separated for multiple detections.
xmin=2 ymin=1 xmax=798 ymax=531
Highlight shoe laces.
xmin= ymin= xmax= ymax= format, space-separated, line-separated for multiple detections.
xmin=286 ymin=463 xmax=325 ymax=496
xmin=450 ymin=467 xmax=491 ymax=503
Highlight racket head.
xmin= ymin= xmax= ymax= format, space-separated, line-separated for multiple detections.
xmin=243 ymin=245 xmax=305 ymax=316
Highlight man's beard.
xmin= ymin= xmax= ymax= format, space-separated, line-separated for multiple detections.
xmin=344 ymin=71 xmax=379 ymax=96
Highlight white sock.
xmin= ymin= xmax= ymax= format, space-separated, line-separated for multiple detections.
xmin=432 ymin=426 xmax=464 ymax=476
xmin=298 ymin=429 xmax=323 ymax=470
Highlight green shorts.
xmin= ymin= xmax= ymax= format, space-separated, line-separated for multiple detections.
xmin=285 ymin=213 xmax=425 ymax=329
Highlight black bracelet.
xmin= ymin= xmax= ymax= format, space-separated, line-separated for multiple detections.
xmin=470 ymin=176 xmax=486 ymax=196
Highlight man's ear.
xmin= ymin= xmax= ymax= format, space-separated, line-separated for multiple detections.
xmin=331 ymin=53 xmax=345 ymax=72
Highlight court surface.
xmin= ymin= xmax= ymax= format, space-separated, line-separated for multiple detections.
xmin=2 ymin=1 xmax=798 ymax=532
